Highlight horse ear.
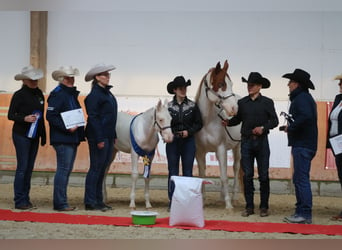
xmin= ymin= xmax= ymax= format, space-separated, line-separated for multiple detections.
xmin=163 ymin=98 xmax=168 ymax=107
xmin=223 ymin=60 xmax=229 ymax=71
xmin=157 ymin=99 xmax=162 ymax=111
xmin=215 ymin=62 xmax=221 ymax=74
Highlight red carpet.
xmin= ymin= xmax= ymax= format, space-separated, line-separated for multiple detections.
xmin=1 ymin=209 xmax=342 ymax=236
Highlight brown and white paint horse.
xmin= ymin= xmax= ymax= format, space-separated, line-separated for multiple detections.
xmin=195 ymin=60 xmax=242 ymax=209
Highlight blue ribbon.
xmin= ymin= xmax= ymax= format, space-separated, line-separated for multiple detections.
xmin=130 ymin=114 xmax=155 ymax=178
xmin=26 ymin=110 xmax=42 ymax=139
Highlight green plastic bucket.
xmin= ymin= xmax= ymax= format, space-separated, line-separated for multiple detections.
xmin=130 ymin=211 xmax=159 ymax=225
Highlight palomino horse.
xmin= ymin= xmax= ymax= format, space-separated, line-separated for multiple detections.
xmin=194 ymin=60 xmax=242 ymax=209
xmin=105 ymin=99 xmax=173 ymax=209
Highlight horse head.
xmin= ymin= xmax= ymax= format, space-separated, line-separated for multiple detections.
xmin=154 ymin=99 xmax=174 ymax=143
xmin=200 ymin=60 xmax=238 ymax=116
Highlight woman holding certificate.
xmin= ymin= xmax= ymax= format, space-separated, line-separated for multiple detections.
xmin=327 ymin=73 xmax=342 ymax=221
xmin=8 ymin=65 xmax=46 ymax=210
xmin=83 ymin=63 xmax=117 ymax=211
xmin=46 ymin=66 xmax=85 ymax=212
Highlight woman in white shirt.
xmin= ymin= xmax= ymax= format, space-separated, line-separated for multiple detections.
xmin=327 ymin=73 xmax=342 ymax=221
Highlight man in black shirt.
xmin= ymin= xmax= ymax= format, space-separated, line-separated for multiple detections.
xmin=222 ymin=72 xmax=278 ymax=217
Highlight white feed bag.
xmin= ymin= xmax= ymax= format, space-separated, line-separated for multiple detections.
xmin=169 ymin=176 xmax=205 ymax=227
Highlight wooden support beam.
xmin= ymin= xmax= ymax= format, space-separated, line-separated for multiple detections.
xmin=30 ymin=11 xmax=48 ymax=92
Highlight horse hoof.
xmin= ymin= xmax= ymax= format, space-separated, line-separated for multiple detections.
xmin=225 ymin=207 xmax=234 ymax=214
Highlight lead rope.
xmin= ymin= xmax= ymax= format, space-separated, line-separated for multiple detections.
xmin=215 ymin=103 xmax=241 ymax=142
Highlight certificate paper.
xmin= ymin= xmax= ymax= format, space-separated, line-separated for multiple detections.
xmin=329 ymin=134 xmax=342 ymax=155
xmin=60 ymin=108 xmax=85 ymax=129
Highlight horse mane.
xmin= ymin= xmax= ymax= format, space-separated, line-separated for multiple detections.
xmin=195 ymin=68 xmax=213 ymax=103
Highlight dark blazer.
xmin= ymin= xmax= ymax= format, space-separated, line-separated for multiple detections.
xmin=84 ymin=83 xmax=118 ymax=143
xmin=327 ymin=94 xmax=342 ymax=148
xmin=46 ymin=83 xmax=85 ymax=145
xmin=287 ymin=87 xmax=318 ymax=152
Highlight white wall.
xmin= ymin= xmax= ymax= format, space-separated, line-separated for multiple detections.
xmin=0 ymin=11 xmax=30 ymax=92
xmin=1 ymin=10 xmax=342 ymax=102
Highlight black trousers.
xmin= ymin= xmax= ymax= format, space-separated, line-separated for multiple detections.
xmin=241 ymin=136 xmax=270 ymax=210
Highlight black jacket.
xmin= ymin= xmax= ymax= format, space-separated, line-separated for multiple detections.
xmin=287 ymin=87 xmax=318 ymax=152
xmin=228 ymin=94 xmax=279 ymax=138
xmin=84 ymin=83 xmax=118 ymax=143
xmin=46 ymin=83 xmax=85 ymax=145
xmin=167 ymin=96 xmax=203 ymax=137
xmin=8 ymin=85 xmax=46 ymax=145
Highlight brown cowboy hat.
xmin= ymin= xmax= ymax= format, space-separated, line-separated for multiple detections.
xmin=167 ymin=76 xmax=191 ymax=94
xmin=282 ymin=68 xmax=315 ymax=90
xmin=241 ymin=72 xmax=270 ymax=89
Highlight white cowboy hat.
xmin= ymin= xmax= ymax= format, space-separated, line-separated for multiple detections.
xmin=85 ymin=63 xmax=116 ymax=82
xmin=52 ymin=66 xmax=80 ymax=82
xmin=334 ymin=73 xmax=342 ymax=80
xmin=14 ymin=65 xmax=44 ymax=81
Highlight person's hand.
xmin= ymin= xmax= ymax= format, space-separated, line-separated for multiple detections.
xmin=177 ymin=130 xmax=188 ymax=138
xmin=279 ymin=125 xmax=288 ymax=133
xmin=181 ymin=130 xmax=188 ymax=138
xmin=252 ymin=126 xmax=264 ymax=135
xmin=24 ymin=114 xmax=37 ymax=123
xmin=221 ymin=119 xmax=229 ymax=126
xmin=68 ymin=126 xmax=78 ymax=133
xmin=97 ymin=141 xmax=105 ymax=149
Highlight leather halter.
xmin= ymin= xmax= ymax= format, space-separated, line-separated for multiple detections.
xmin=153 ymin=108 xmax=171 ymax=131
xmin=203 ymin=77 xmax=235 ymax=104
xmin=203 ymin=73 xmax=241 ymax=142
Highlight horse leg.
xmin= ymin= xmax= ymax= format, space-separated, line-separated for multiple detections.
xmin=231 ymin=143 xmax=242 ymax=206
xmin=216 ymin=145 xmax=233 ymax=209
xmin=144 ymin=162 xmax=152 ymax=209
xmin=129 ymin=151 xmax=139 ymax=209
xmin=103 ymin=148 xmax=117 ymax=203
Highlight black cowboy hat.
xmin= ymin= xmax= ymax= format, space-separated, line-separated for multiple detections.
xmin=167 ymin=76 xmax=191 ymax=94
xmin=241 ymin=72 xmax=271 ymax=89
xmin=282 ymin=68 xmax=315 ymax=90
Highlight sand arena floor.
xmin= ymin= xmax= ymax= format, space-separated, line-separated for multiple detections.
xmin=0 ymin=183 xmax=342 ymax=239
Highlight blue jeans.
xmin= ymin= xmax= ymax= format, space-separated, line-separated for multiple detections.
xmin=12 ymin=132 xmax=39 ymax=207
xmin=241 ymin=136 xmax=270 ymax=209
xmin=292 ymin=147 xmax=316 ymax=220
xmin=166 ymin=136 xmax=196 ymax=201
xmin=53 ymin=144 xmax=78 ymax=210
xmin=84 ymin=138 xmax=114 ymax=206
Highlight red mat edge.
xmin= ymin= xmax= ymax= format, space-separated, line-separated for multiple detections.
xmin=1 ymin=209 xmax=342 ymax=236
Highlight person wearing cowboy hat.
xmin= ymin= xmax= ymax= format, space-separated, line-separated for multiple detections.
xmin=280 ymin=68 xmax=318 ymax=224
xmin=8 ymin=65 xmax=47 ymax=210
xmin=222 ymin=72 xmax=278 ymax=218
xmin=46 ymin=66 xmax=85 ymax=212
xmin=83 ymin=63 xmax=117 ymax=211
xmin=166 ymin=76 xmax=203 ymax=210
xmin=327 ymin=73 xmax=342 ymax=221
